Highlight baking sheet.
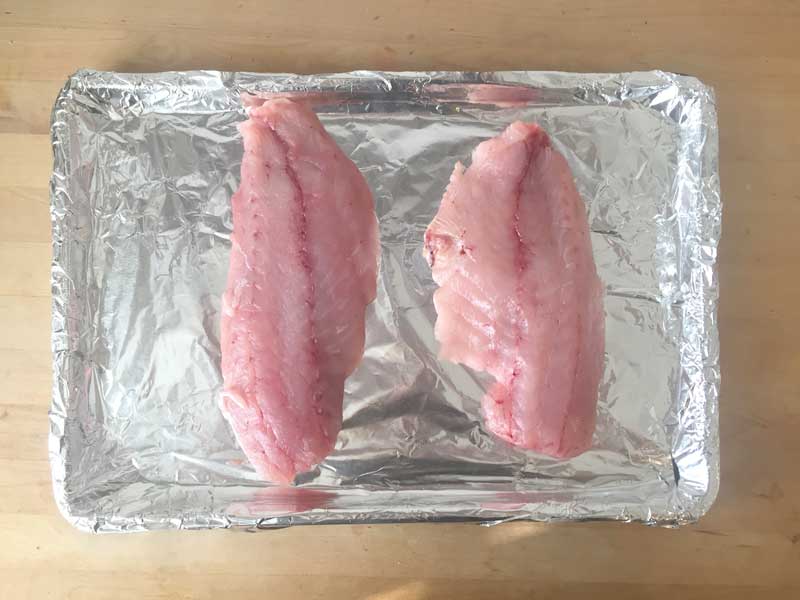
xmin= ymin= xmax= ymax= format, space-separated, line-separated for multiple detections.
xmin=49 ymin=70 xmax=720 ymax=532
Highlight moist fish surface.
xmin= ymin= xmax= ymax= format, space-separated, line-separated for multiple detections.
xmin=221 ymin=99 xmax=379 ymax=483
xmin=424 ymin=122 xmax=605 ymax=458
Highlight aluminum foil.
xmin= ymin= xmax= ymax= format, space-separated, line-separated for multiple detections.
xmin=49 ymin=70 xmax=720 ymax=532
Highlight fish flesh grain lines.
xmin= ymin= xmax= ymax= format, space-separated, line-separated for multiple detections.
xmin=424 ymin=122 xmax=605 ymax=458
xmin=220 ymin=99 xmax=379 ymax=483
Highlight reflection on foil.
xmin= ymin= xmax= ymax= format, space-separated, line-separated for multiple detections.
xmin=423 ymin=83 xmax=540 ymax=107
xmin=241 ymin=91 xmax=351 ymax=110
xmin=228 ymin=488 xmax=335 ymax=527
xmin=49 ymin=70 xmax=720 ymax=532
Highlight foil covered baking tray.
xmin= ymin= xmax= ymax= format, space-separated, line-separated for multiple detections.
xmin=49 ymin=70 xmax=720 ymax=532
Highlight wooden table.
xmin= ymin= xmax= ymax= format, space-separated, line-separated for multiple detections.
xmin=1 ymin=1 xmax=798 ymax=598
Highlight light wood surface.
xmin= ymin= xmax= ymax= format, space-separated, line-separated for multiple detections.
xmin=1 ymin=1 xmax=798 ymax=598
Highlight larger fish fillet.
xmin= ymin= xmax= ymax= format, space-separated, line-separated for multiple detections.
xmin=221 ymin=99 xmax=379 ymax=483
xmin=424 ymin=122 xmax=605 ymax=458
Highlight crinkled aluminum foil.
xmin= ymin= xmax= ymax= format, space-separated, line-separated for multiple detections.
xmin=49 ymin=70 xmax=720 ymax=532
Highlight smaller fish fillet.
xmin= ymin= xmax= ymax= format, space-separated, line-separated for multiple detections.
xmin=424 ymin=122 xmax=605 ymax=458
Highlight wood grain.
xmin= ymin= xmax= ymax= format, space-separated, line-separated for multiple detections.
xmin=0 ymin=1 xmax=798 ymax=598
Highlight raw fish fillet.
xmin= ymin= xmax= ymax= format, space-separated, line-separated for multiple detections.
xmin=424 ymin=122 xmax=605 ymax=458
xmin=221 ymin=99 xmax=379 ymax=483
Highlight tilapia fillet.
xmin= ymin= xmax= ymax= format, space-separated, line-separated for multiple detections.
xmin=221 ymin=99 xmax=379 ymax=483
xmin=424 ymin=122 xmax=605 ymax=458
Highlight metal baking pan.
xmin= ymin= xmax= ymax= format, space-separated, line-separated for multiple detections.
xmin=49 ymin=70 xmax=720 ymax=532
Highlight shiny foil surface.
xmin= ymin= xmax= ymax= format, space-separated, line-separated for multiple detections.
xmin=49 ymin=70 xmax=721 ymax=532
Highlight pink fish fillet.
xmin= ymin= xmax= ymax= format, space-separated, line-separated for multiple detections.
xmin=221 ymin=99 xmax=379 ymax=483
xmin=424 ymin=122 xmax=605 ymax=458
